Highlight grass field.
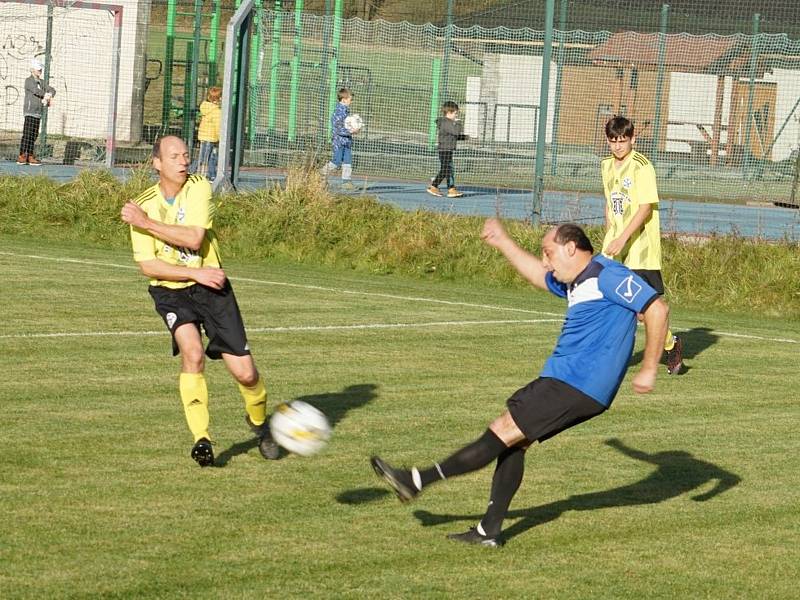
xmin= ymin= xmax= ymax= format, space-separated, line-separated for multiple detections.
xmin=2 ymin=233 xmax=799 ymax=598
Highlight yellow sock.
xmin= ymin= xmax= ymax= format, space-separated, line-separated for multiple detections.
xmin=239 ymin=377 xmax=267 ymax=426
xmin=663 ymin=328 xmax=675 ymax=351
xmin=179 ymin=372 xmax=210 ymax=442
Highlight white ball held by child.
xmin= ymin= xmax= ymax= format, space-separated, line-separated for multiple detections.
xmin=345 ymin=114 xmax=364 ymax=134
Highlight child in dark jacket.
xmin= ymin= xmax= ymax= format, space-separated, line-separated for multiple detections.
xmin=321 ymin=87 xmax=358 ymax=189
xmin=427 ymin=101 xmax=467 ymax=197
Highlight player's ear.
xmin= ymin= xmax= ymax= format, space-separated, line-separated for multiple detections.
xmin=565 ymin=241 xmax=577 ymax=256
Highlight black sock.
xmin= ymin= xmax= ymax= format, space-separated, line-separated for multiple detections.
xmin=417 ymin=429 xmax=507 ymax=489
xmin=479 ymin=446 xmax=526 ymax=537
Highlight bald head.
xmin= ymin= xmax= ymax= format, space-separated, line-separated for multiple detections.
xmin=152 ymin=135 xmax=187 ymax=159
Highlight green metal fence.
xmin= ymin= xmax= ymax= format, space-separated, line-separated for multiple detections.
xmin=239 ymin=5 xmax=800 ymax=206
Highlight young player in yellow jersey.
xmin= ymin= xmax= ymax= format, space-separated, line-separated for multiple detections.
xmin=601 ymin=116 xmax=684 ymax=375
xmin=121 ymin=135 xmax=279 ymax=466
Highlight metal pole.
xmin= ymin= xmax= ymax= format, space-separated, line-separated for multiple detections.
xmin=208 ymin=0 xmax=221 ymax=86
xmin=429 ymin=58 xmax=441 ymax=151
xmin=216 ymin=0 xmax=255 ymax=191
xmin=326 ymin=0 xmax=343 ymax=139
xmin=183 ymin=41 xmax=194 ymax=143
xmin=442 ymin=0 xmax=453 ymax=99
xmin=39 ymin=0 xmax=54 ymax=156
xmin=318 ymin=0 xmax=331 ymax=150
xmin=105 ymin=7 xmax=123 ymax=168
xmin=186 ymin=0 xmax=203 ymax=152
xmin=162 ymin=0 xmax=176 ymax=131
xmin=288 ymin=0 xmax=304 ymax=142
xmin=743 ymin=13 xmax=760 ymax=179
xmin=652 ymin=4 xmax=669 ymax=164
xmin=532 ymin=0 xmax=555 ymax=224
xmin=268 ymin=0 xmax=282 ymax=130
xmin=550 ymin=0 xmax=568 ymax=176
xmin=234 ymin=14 xmax=252 ymax=188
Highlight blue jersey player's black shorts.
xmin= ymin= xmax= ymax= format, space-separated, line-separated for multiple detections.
xmin=148 ymin=280 xmax=251 ymax=359
xmin=506 ymin=377 xmax=606 ymax=443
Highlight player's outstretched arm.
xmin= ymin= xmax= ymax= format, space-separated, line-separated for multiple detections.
xmin=121 ymin=201 xmax=206 ymax=251
xmin=481 ymin=218 xmax=548 ymax=290
xmin=137 ymin=259 xmax=227 ymax=290
xmin=632 ymin=297 xmax=669 ymax=393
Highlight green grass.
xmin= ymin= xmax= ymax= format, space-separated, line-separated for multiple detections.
xmin=1 ymin=169 xmax=798 ymax=319
xmin=1 ymin=233 xmax=799 ymax=598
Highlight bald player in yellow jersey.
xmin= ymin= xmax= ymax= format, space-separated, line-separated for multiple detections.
xmin=121 ymin=135 xmax=279 ymax=466
xmin=601 ymin=116 xmax=684 ymax=375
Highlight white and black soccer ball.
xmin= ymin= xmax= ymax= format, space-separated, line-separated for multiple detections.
xmin=270 ymin=401 xmax=332 ymax=457
xmin=344 ymin=114 xmax=364 ymax=134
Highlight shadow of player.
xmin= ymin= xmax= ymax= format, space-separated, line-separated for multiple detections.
xmin=413 ymin=437 xmax=741 ymax=544
xmin=630 ymin=326 xmax=720 ymax=369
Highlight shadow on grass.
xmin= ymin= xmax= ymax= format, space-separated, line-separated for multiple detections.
xmin=336 ymin=487 xmax=391 ymax=504
xmin=215 ymin=383 xmax=379 ymax=467
xmin=630 ymin=326 xmax=720 ymax=369
xmin=294 ymin=383 xmax=379 ymax=429
xmin=413 ymin=438 xmax=741 ymax=544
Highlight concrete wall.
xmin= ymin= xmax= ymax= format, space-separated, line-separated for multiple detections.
xmin=0 ymin=0 xmax=150 ymax=144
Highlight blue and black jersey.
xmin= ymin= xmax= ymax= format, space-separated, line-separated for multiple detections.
xmin=331 ymin=102 xmax=352 ymax=149
xmin=541 ymin=255 xmax=659 ymax=407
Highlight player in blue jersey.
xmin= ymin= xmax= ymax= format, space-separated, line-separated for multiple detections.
xmin=371 ymin=219 xmax=669 ymax=547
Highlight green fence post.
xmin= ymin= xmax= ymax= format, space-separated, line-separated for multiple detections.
xmin=550 ymin=0 xmax=568 ymax=176
xmin=162 ymin=0 xmax=177 ymax=130
xmin=183 ymin=41 xmax=194 ymax=142
xmin=442 ymin=0 xmax=453 ymax=99
xmin=186 ymin=0 xmax=203 ymax=151
xmin=326 ymin=0 xmax=343 ymax=139
xmin=429 ymin=58 xmax=441 ymax=150
xmin=652 ymin=4 xmax=669 ymax=164
xmin=532 ymin=0 xmax=555 ymax=225
xmin=268 ymin=0 xmax=283 ymax=131
xmin=208 ymin=0 xmax=221 ymax=86
xmin=743 ymin=13 xmax=761 ymax=180
xmin=288 ymin=0 xmax=304 ymax=142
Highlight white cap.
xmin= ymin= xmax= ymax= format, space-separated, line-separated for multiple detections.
xmin=31 ymin=59 xmax=44 ymax=71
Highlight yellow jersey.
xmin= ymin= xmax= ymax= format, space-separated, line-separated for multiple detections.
xmin=600 ymin=150 xmax=662 ymax=270
xmin=129 ymin=175 xmax=221 ymax=289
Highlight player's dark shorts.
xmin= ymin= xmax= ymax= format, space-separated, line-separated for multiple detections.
xmin=506 ymin=377 xmax=606 ymax=443
xmin=633 ymin=269 xmax=665 ymax=295
xmin=148 ymin=280 xmax=250 ymax=359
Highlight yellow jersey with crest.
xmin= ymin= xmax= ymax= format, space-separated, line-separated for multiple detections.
xmin=129 ymin=175 xmax=221 ymax=289
xmin=600 ymin=150 xmax=662 ymax=270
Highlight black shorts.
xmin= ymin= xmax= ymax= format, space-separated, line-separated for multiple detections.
xmin=506 ymin=377 xmax=606 ymax=443
xmin=148 ymin=280 xmax=251 ymax=359
xmin=633 ymin=269 xmax=665 ymax=295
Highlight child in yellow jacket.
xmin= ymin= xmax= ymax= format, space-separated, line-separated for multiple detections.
xmin=195 ymin=86 xmax=221 ymax=180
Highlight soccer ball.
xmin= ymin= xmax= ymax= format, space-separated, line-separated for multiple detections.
xmin=270 ymin=401 xmax=332 ymax=456
xmin=344 ymin=114 xmax=364 ymax=133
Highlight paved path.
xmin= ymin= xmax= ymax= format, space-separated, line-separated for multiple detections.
xmin=2 ymin=161 xmax=798 ymax=241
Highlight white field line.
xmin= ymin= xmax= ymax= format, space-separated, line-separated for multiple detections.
xmin=1 ymin=251 xmax=798 ymax=345
xmin=0 ymin=319 xmax=564 ymax=340
xmin=0 ymin=251 xmax=562 ymax=317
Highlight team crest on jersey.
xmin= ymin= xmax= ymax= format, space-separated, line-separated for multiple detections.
xmin=615 ymin=276 xmax=642 ymax=304
xmin=166 ymin=312 xmax=178 ymax=329
xmin=610 ymin=191 xmax=627 ymax=216
xmin=176 ymin=207 xmax=185 ymax=223
xmin=622 ymin=177 xmax=633 ymax=189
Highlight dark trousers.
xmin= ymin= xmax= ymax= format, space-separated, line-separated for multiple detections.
xmin=432 ymin=150 xmax=454 ymax=188
xmin=20 ymin=116 xmax=41 ymax=155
